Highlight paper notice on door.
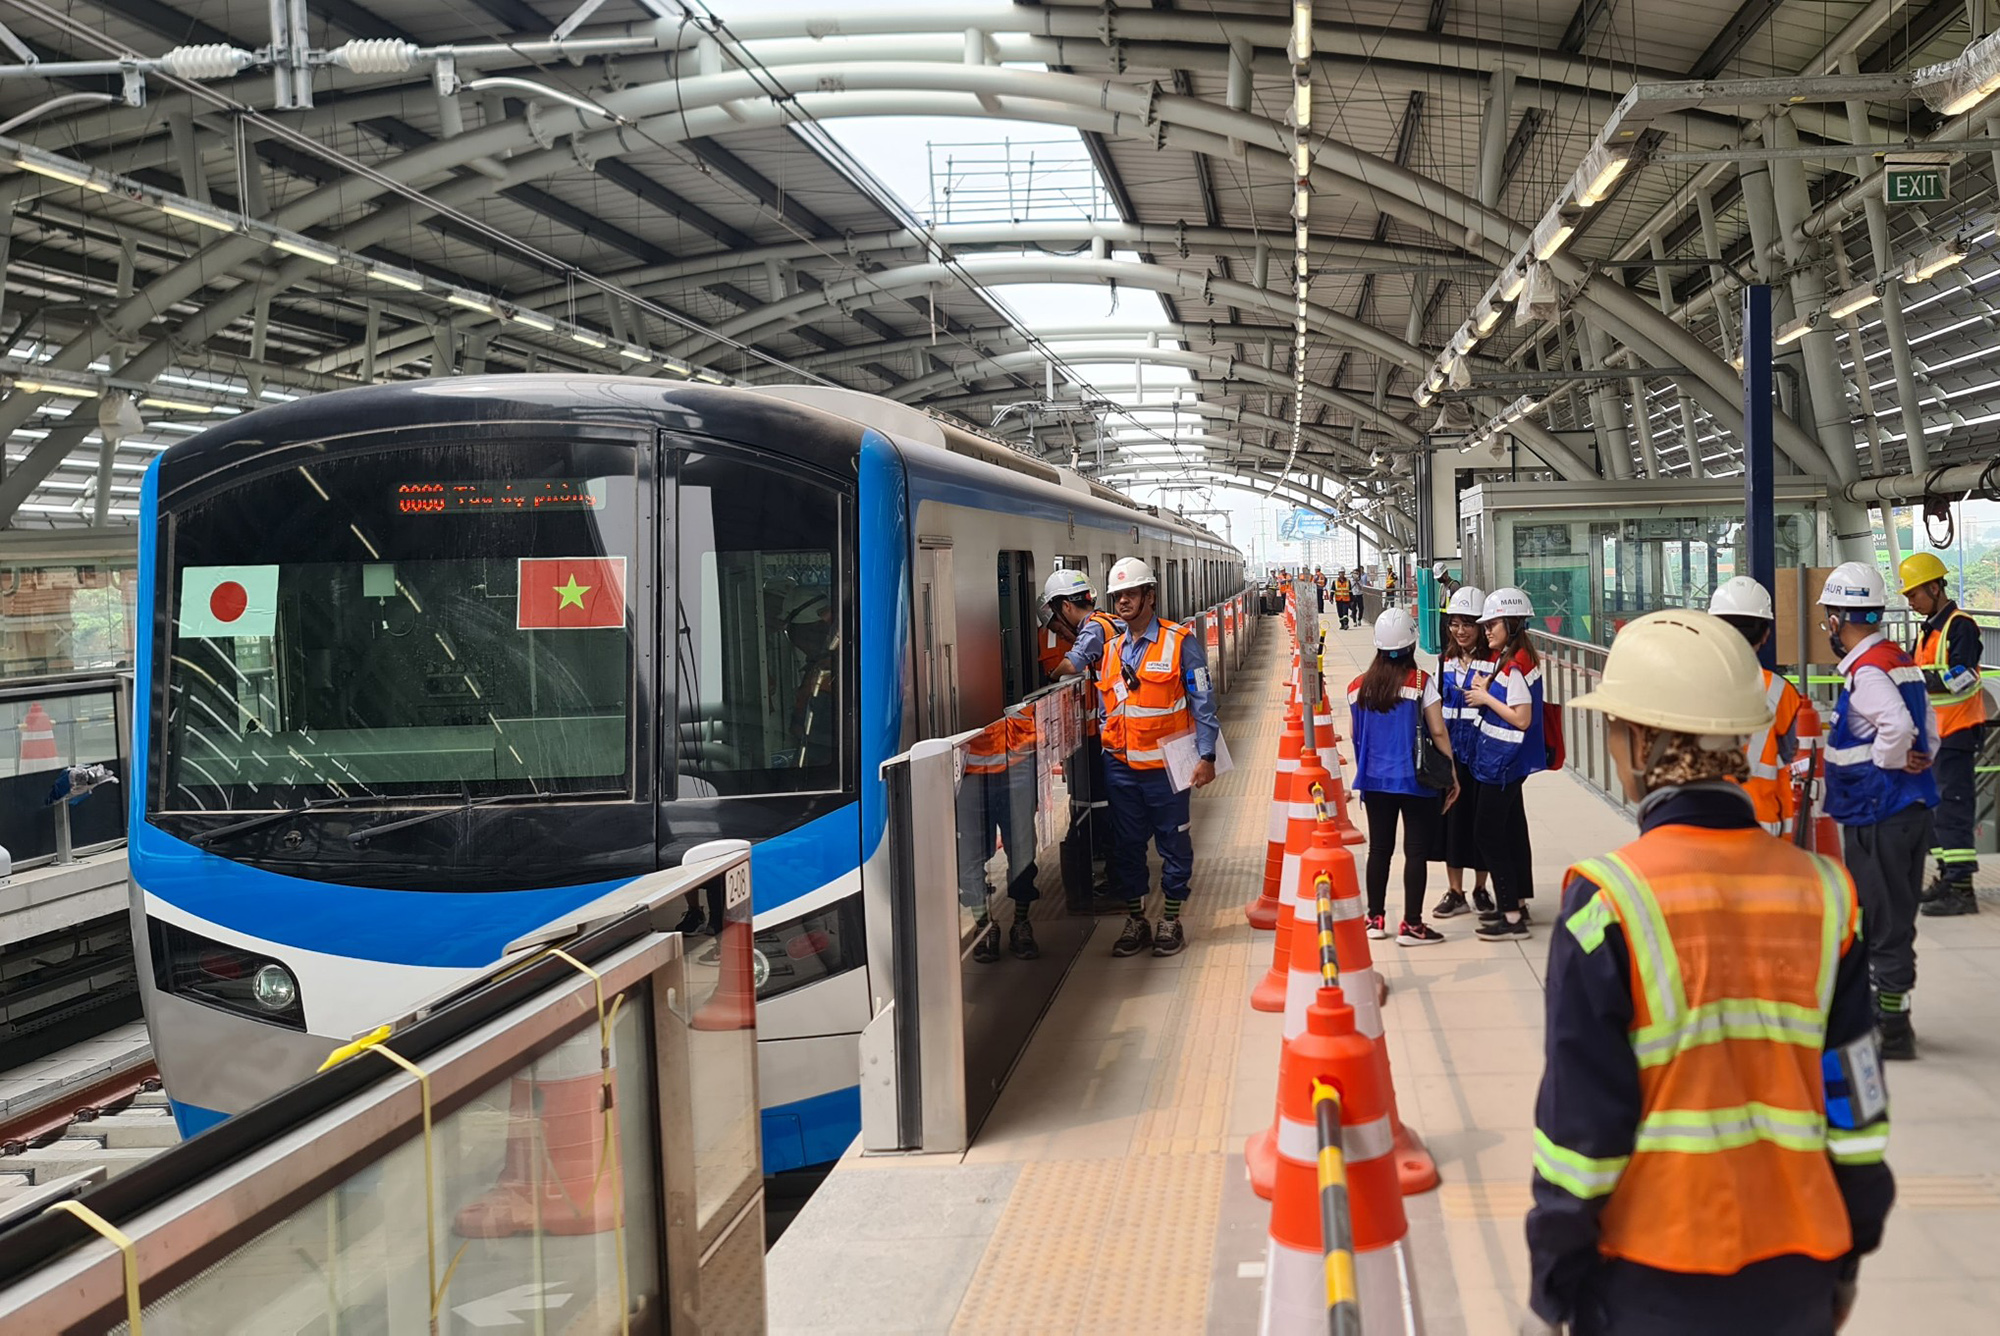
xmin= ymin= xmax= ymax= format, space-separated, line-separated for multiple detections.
xmin=1162 ymin=729 xmax=1233 ymax=793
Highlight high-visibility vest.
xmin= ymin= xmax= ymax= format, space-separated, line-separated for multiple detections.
xmin=1439 ymin=655 xmax=1492 ymax=762
xmin=1916 ymin=606 xmax=1988 ymax=736
xmin=1471 ymin=648 xmax=1545 ymax=786
xmin=964 ymin=719 xmax=1010 ymax=775
xmin=1545 ymin=827 xmax=1873 ymax=1275
xmin=1095 ymin=618 xmax=1193 ymax=768
xmin=1347 ymin=667 xmax=1427 ymax=796
xmin=1038 ymin=610 xmax=1119 ymax=681
xmin=1334 ymin=578 xmax=1352 ymax=598
xmin=1739 ymin=670 xmax=1821 ymax=837
xmin=1823 ymin=640 xmax=1938 ymax=827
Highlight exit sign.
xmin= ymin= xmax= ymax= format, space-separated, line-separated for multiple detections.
xmin=1885 ymin=158 xmax=1949 ymax=205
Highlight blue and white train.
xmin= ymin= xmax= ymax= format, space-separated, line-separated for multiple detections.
xmin=131 ymin=378 xmax=1243 ymax=1171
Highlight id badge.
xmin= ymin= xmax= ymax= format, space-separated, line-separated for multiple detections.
xmin=1113 ymin=680 xmax=1129 ymax=703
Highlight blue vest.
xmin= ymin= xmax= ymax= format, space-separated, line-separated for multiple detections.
xmin=1439 ymin=656 xmax=1490 ymax=767
xmin=1473 ymin=650 xmax=1545 ymax=787
xmin=1823 ymin=639 xmax=1941 ymax=826
xmin=1348 ymin=668 xmax=1426 ymax=797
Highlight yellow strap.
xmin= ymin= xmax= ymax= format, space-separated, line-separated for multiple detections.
xmin=318 ymin=1024 xmax=392 ymax=1073
xmin=44 ymin=1200 xmax=141 ymax=1335
xmin=540 ymin=948 xmax=632 ymax=1336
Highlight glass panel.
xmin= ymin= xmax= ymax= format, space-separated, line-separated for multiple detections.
xmin=675 ymin=452 xmax=842 ymax=797
xmin=683 ymin=911 xmax=761 ymax=1246
xmin=159 ymin=440 xmax=641 ymax=810
xmin=121 ymin=1002 xmax=661 ymax=1335
xmin=0 ymin=687 xmax=124 ymax=859
xmin=0 ymin=558 xmax=137 ymax=676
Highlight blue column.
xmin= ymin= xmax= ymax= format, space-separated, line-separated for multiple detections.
xmin=1741 ymin=286 xmax=1776 ymax=671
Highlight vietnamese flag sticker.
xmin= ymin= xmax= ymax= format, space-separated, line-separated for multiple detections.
xmin=180 ymin=565 xmax=280 ymax=638
xmin=517 ymin=556 xmax=627 ymax=630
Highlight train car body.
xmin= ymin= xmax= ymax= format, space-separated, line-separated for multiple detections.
xmin=130 ymin=378 xmax=1241 ymax=1171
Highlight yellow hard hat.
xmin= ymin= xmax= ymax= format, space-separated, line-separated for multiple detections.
xmin=1898 ymin=551 xmax=1948 ymax=594
xmin=1569 ymin=609 xmax=1773 ymax=735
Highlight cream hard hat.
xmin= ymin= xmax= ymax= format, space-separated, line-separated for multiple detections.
xmin=1569 ymin=608 xmax=1774 ymax=735
xmin=1707 ymin=575 xmax=1775 ymax=621
xmin=1106 ymin=557 xmax=1158 ymax=595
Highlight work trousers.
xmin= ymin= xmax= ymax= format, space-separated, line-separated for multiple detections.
xmin=1361 ymin=790 xmax=1442 ymax=923
xmin=1474 ymin=779 xmax=1534 ymax=914
xmin=1335 ymin=597 xmax=1352 ymax=629
xmin=1104 ymin=755 xmax=1195 ymax=902
xmin=1933 ymin=726 xmax=1983 ymax=885
xmin=1842 ymin=801 xmax=1933 ymax=1000
xmin=1569 ymin=1254 xmax=1841 ymax=1336
xmin=955 ymin=764 xmax=1039 ymax=910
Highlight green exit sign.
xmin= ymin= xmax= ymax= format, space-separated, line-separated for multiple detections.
xmin=1885 ymin=159 xmax=1949 ymax=205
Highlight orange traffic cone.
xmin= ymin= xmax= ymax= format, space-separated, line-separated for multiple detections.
xmin=1251 ymin=744 xmax=1332 ymax=1012
xmin=1259 ymin=984 xmax=1422 ymax=1335
xmin=692 ymin=918 xmax=756 ymax=1031
xmin=19 ymin=702 xmax=56 ymax=766
xmin=456 ymin=1049 xmax=621 ymax=1238
xmin=1245 ymin=702 xmax=1305 ymax=931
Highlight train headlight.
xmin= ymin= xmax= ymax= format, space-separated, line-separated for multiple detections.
xmin=251 ymin=963 xmax=299 ymax=1011
xmin=751 ymin=948 xmax=771 ymax=991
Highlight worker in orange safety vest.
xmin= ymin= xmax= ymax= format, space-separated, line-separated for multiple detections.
xmin=1899 ymin=552 xmax=1989 ymax=917
xmin=1708 ymin=576 xmax=1823 ymax=840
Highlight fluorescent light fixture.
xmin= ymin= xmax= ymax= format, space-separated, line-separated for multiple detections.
xmin=1829 ymin=283 xmax=1880 ymax=319
xmin=1904 ymin=239 xmax=1967 ymax=284
xmin=568 ymin=329 xmax=608 ymax=349
xmin=368 ymin=265 xmax=424 ymax=292
xmin=1533 ymin=219 xmax=1575 ymax=262
xmin=618 ymin=346 xmax=651 ymax=362
xmin=272 ymin=236 xmax=339 ymax=265
xmin=15 ymin=377 xmax=97 ymax=398
xmin=139 ymin=397 xmax=215 ymax=413
xmin=448 ymin=292 xmax=498 ymax=315
xmin=158 ymin=200 xmax=239 ymax=233
xmin=11 ymin=149 xmax=108 ymax=193
xmin=658 ymin=358 xmax=690 ymax=376
xmin=1499 ymin=267 xmax=1527 ymax=302
xmin=1775 ymin=314 xmax=1814 ymax=346
xmin=1474 ymin=303 xmax=1502 ymax=336
xmin=1573 ymin=143 xmax=1632 ymax=208
xmin=696 ymin=371 xmax=727 ymax=385
xmin=1414 ymin=385 xmax=1434 ymax=408
xmin=510 ymin=308 xmax=556 ymax=331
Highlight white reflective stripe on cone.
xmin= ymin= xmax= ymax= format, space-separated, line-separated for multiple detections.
xmin=1289 ymin=874 xmax=1360 ymax=919
xmin=1277 ymin=1110 xmax=1394 ymax=1163
xmin=1259 ymin=1239 xmax=1424 ymax=1336
xmin=1285 ymin=966 xmax=1381 ymax=1039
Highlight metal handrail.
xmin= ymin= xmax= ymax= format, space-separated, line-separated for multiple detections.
xmin=1526 ymin=629 xmax=1633 ymax=816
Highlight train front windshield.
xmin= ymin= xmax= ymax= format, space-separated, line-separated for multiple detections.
xmin=154 ymin=438 xmax=641 ymax=812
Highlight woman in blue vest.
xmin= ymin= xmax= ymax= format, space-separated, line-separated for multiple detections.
xmin=1347 ymin=607 xmax=1459 ymax=946
xmin=1433 ymin=585 xmax=1493 ymax=919
xmin=1463 ymin=586 xmax=1545 ymax=941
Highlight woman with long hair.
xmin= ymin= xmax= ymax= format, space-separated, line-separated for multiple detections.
xmin=1462 ymin=587 xmax=1545 ymax=940
xmin=1431 ymin=585 xmax=1493 ymax=919
xmin=1347 ymin=607 xmax=1459 ymax=945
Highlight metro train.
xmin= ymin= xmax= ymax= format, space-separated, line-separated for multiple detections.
xmin=130 ymin=377 xmax=1244 ymax=1172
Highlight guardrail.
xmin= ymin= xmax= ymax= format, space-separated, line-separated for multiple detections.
xmin=0 ymin=673 xmax=131 ymax=870
xmin=1527 ymin=629 xmax=1634 ymax=817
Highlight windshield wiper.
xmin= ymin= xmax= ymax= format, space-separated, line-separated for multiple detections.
xmin=186 ymin=792 xmax=447 ymax=848
xmin=344 ymin=789 xmax=594 ymax=846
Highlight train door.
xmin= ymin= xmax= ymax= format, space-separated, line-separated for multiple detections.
xmin=996 ymin=550 xmax=1036 ymax=705
xmin=917 ymin=539 xmax=958 ymax=737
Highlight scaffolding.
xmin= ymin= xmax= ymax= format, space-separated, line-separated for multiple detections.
xmin=926 ymin=139 xmax=1115 ymax=224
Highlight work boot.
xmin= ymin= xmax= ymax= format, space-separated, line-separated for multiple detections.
xmin=1009 ymin=919 xmax=1040 ymax=959
xmin=1112 ymin=916 xmax=1153 ymax=957
xmin=1919 ymin=874 xmax=1953 ymax=904
xmin=1151 ymin=920 xmax=1186 ymax=957
xmin=1878 ymin=1011 xmax=1917 ymax=1061
xmin=1432 ymin=890 xmax=1471 ymax=919
xmin=1921 ymin=883 xmax=1980 ymax=917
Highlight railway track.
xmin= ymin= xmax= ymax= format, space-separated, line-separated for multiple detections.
xmin=0 ymin=1051 xmax=173 ymax=1222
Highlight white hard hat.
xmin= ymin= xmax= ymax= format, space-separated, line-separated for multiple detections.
xmin=1708 ymin=575 xmax=1775 ymax=621
xmin=1569 ymin=609 xmax=1774 ymax=735
xmin=1433 ymin=560 xmax=1449 ymax=578
xmin=1373 ymin=607 xmax=1418 ymax=651
xmin=1041 ymin=568 xmax=1094 ymax=608
xmin=1446 ymin=585 xmax=1486 ymax=618
xmin=1106 ymin=556 xmax=1157 ymax=595
xmin=1478 ymin=587 xmax=1533 ymax=623
xmin=1819 ymin=561 xmax=1888 ymax=609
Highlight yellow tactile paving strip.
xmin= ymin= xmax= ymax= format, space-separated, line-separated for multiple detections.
xmin=949 ymin=631 xmax=1287 ymax=1334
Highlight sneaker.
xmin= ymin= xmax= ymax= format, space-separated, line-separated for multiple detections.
xmin=1365 ymin=913 xmax=1389 ymax=940
xmin=1398 ymin=920 xmax=1445 ymax=947
xmin=1475 ymin=914 xmax=1529 ymax=941
xmin=1518 ymin=903 xmax=1533 ymax=926
xmin=1878 ymin=1011 xmax=1916 ymax=1061
xmin=1472 ymin=888 xmax=1496 ymax=915
xmin=1152 ymin=920 xmax=1186 ymax=957
xmin=972 ymin=921 xmax=1002 ymax=964
xmin=1112 ymin=916 xmax=1153 ymax=957
xmin=1432 ymin=890 xmax=1471 ymax=919
xmin=1920 ymin=885 xmax=1979 ymax=917
xmin=1010 ymin=919 xmax=1040 ymax=959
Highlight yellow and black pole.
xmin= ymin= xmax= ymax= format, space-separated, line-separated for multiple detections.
xmin=1312 ymin=1079 xmax=1362 ymax=1336
xmin=1314 ymin=871 xmax=1340 ymax=988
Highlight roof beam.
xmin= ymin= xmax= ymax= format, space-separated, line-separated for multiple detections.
xmin=685 ymin=137 xmax=837 ymax=238
xmin=1687 ymin=0 xmax=1792 ymax=80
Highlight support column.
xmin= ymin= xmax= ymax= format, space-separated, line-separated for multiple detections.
xmin=1584 ymin=322 xmax=1635 ymax=480
xmin=1743 ymin=287 xmax=1777 ymax=671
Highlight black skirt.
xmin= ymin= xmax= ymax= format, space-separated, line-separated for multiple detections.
xmin=1442 ymin=754 xmax=1486 ymax=870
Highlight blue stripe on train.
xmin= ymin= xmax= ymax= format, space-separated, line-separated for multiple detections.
xmin=761 ymin=1085 xmax=862 ymax=1174
xmin=168 ymin=1096 xmax=230 ymax=1140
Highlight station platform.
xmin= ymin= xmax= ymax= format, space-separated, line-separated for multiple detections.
xmin=769 ymin=614 xmax=2000 ymax=1334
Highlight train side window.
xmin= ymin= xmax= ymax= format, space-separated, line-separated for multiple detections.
xmin=1056 ymin=554 xmax=1089 ymax=574
xmin=675 ymin=452 xmax=845 ymax=797
xmin=997 ymin=551 xmax=1036 ymax=704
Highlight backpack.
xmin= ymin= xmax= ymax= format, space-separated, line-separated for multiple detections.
xmin=1543 ymin=700 xmax=1566 ymax=772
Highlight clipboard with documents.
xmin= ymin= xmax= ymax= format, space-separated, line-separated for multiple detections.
xmin=1161 ymin=729 xmax=1233 ymax=793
